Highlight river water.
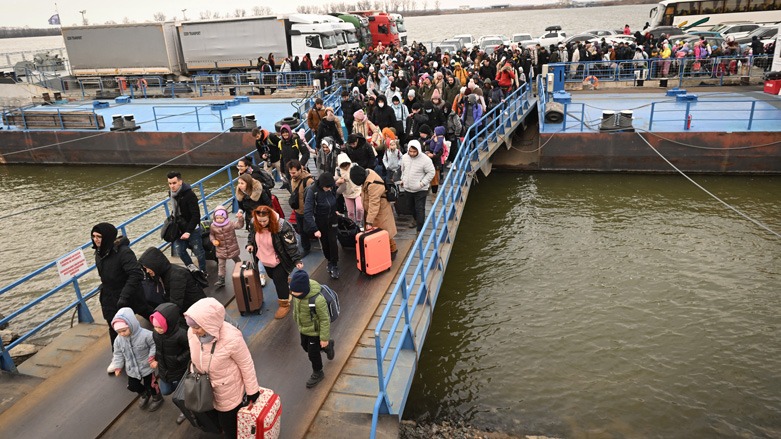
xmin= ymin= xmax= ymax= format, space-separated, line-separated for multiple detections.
xmin=404 ymin=173 xmax=781 ymax=438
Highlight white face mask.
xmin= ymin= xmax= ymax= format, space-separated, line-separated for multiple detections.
xmin=378 ymin=103 xmax=385 ymax=108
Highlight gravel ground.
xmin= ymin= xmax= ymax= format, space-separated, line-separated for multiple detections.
xmin=399 ymin=420 xmax=560 ymax=439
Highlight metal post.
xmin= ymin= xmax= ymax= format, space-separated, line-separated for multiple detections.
xmin=684 ymin=102 xmax=691 ymax=131
xmin=562 ymin=103 xmax=568 ymax=132
xmin=195 ymin=106 xmax=201 ymax=131
xmin=153 ymin=107 xmax=160 ymax=131
xmin=0 ymin=344 xmax=17 ymax=373
xmin=747 ymin=101 xmax=756 ymax=131
xmin=57 ymin=109 xmax=64 ymax=129
xmin=197 ymin=182 xmax=208 ymax=217
xmin=72 ymin=279 xmax=94 ymax=323
xmin=649 ymin=103 xmax=655 ymax=130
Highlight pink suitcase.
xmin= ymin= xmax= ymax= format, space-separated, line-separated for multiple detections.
xmin=237 ymin=387 xmax=282 ymax=439
xmin=355 ymin=228 xmax=392 ymax=275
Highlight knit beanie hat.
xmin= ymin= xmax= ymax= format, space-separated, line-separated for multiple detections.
xmin=288 ymin=269 xmax=310 ymax=294
xmin=150 ymin=311 xmax=168 ymax=333
xmin=353 ymin=109 xmax=366 ymax=121
xmin=419 ymin=124 xmax=433 ymax=136
xmin=318 ymin=172 xmax=336 ymax=189
xmin=212 ymin=206 xmax=229 ymax=227
xmin=349 ymin=165 xmax=368 ymax=186
xmin=112 ymin=319 xmax=129 ymax=331
xmin=431 ymin=88 xmax=441 ymax=100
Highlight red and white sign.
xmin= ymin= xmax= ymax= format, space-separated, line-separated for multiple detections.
xmin=56 ymin=249 xmax=89 ymax=283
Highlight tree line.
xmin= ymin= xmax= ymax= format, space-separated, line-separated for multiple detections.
xmin=0 ymin=27 xmax=61 ymax=39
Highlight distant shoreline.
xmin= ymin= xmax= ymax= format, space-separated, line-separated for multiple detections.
xmin=400 ymin=0 xmax=657 ymax=18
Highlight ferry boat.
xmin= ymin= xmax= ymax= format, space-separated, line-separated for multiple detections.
xmin=648 ymin=0 xmax=781 ymax=30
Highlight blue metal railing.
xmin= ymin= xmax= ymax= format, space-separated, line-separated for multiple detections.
xmin=0 ymin=83 xmax=340 ymax=372
xmin=369 ymin=83 xmax=536 ymax=437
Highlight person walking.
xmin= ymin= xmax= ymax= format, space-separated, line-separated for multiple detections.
xmin=138 ymin=247 xmax=206 ymax=320
xmin=400 ymin=140 xmax=436 ymax=232
xmin=246 ymin=205 xmax=304 ymax=319
xmin=289 ymin=270 xmax=333 ymax=389
xmin=167 ymin=171 xmax=207 ymax=272
xmin=109 ymin=308 xmax=163 ymax=411
xmin=335 ymin=153 xmax=364 ymax=228
xmin=148 ymin=303 xmax=189 ymax=424
xmin=349 ymin=165 xmax=399 ymax=257
xmin=209 ymin=206 xmax=244 ymax=288
xmin=303 ymin=173 xmax=340 ymax=279
xmin=307 ymin=98 xmax=327 ymax=133
xmin=91 ymin=222 xmax=150 ymax=363
xmin=184 ymin=298 xmax=260 ymax=438
xmin=288 ymin=160 xmax=315 ymax=257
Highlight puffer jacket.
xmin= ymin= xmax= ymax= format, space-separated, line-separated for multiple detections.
xmin=209 ymin=217 xmax=244 ymax=260
xmin=138 ymin=247 xmax=206 ymax=314
xmin=248 ymin=218 xmax=301 ymax=274
xmin=184 ymin=298 xmax=259 ymax=412
xmin=292 ymin=280 xmax=331 ymax=341
xmin=336 ymin=163 xmax=362 ymax=199
xmin=151 ymin=303 xmax=190 ymax=382
xmin=303 ymin=180 xmax=338 ymax=234
xmin=401 ymin=148 xmax=436 ymax=192
xmin=95 ymin=235 xmax=148 ymax=321
xmin=110 ymin=307 xmax=155 ymax=380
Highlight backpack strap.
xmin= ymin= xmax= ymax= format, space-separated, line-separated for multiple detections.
xmin=309 ymin=292 xmax=321 ymax=331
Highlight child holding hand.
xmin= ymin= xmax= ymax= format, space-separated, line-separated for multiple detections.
xmin=109 ymin=307 xmax=162 ymax=411
xmin=209 ymin=205 xmax=244 ymax=288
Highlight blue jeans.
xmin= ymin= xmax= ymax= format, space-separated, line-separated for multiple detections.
xmin=174 ymin=226 xmax=206 ymax=271
xmin=158 ymin=378 xmax=180 ymax=396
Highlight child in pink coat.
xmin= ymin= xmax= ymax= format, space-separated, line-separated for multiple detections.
xmin=209 ymin=205 xmax=244 ymax=288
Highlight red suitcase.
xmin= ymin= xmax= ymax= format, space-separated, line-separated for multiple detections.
xmin=356 ymin=228 xmax=392 ymax=275
xmin=236 ymin=387 xmax=282 ymax=439
xmin=233 ymin=260 xmax=263 ymax=315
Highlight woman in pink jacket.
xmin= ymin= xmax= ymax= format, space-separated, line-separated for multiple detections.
xmin=184 ymin=298 xmax=260 ymax=438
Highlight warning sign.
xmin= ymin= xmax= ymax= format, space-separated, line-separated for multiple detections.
xmin=56 ymin=249 xmax=89 ymax=283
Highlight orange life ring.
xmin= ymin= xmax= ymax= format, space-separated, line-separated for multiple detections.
xmin=583 ymin=75 xmax=599 ymax=89
xmin=136 ymin=78 xmax=148 ymax=89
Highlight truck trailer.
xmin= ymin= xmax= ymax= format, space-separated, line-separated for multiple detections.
xmin=61 ymin=22 xmax=183 ymax=77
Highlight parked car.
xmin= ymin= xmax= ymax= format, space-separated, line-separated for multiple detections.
xmin=537 ymin=25 xmax=567 ymax=47
xmin=511 ymin=33 xmax=538 ymax=47
xmin=478 ymin=34 xmax=511 ymax=47
xmin=645 ymin=26 xmax=687 ymax=40
xmin=677 ymin=34 xmax=726 ymax=51
xmin=453 ymin=34 xmax=476 ymax=50
xmin=708 ymin=22 xmax=761 ymax=40
xmin=581 ymin=29 xmax=619 ymax=37
xmin=735 ymin=26 xmax=778 ymax=45
xmin=441 ymin=38 xmax=464 ymax=51
xmin=687 ymin=30 xmax=724 ymax=38
xmin=479 ymin=37 xmax=505 ymax=55
xmin=563 ymin=33 xmax=600 ymax=46
xmin=437 ymin=43 xmax=460 ymax=54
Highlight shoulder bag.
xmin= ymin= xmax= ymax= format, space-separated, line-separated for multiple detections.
xmin=184 ymin=342 xmax=216 ymax=412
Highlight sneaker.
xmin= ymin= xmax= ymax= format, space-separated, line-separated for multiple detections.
xmin=147 ymin=394 xmax=164 ymax=412
xmin=326 ymin=263 xmax=334 ymax=275
xmin=137 ymin=393 xmax=151 ymax=409
xmin=306 ymin=370 xmax=325 ymax=388
xmin=330 ymin=265 xmax=339 ymax=279
xmin=107 ymin=362 xmax=115 ymax=376
xmin=213 ymin=276 xmax=225 ymax=288
xmin=176 ymin=413 xmax=187 ymax=425
xmin=325 ymin=340 xmax=335 ymax=360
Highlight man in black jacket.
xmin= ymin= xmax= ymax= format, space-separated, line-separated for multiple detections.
xmin=167 ymin=171 xmax=207 ymax=272
xmin=138 ymin=247 xmax=206 ymax=318
xmin=344 ymin=133 xmax=376 ymax=170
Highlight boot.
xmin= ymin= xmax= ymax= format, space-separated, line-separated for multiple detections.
xmin=306 ymin=370 xmax=325 ymax=388
xmin=137 ymin=392 xmax=150 ymax=409
xmin=324 ymin=339 xmax=335 ymax=360
xmin=274 ymin=299 xmax=291 ymax=319
xmin=147 ymin=393 xmax=164 ymax=412
xmin=330 ymin=265 xmax=340 ymax=279
xmin=213 ymin=276 xmax=225 ymax=288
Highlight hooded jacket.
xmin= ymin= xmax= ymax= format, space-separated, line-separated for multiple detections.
xmin=292 ymin=280 xmax=330 ymax=340
xmin=235 ymin=178 xmax=269 ymax=218
xmin=138 ymin=247 xmax=206 ymax=314
xmin=171 ymin=182 xmax=201 ymax=234
xmin=92 ymin=223 xmax=148 ymax=321
xmin=335 ymin=154 xmax=362 ymax=199
xmin=401 ymin=143 xmax=436 ymax=192
xmin=360 ymin=168 xmax=397 ymax=238
xmin=303 ymin=174 xmax=339 ymax=234
xmin=184 ymin=298 xmax=259 ymax=412
xmin=370 ymin=96 xmax=397 ymax=130
xmin=110 ymin=307 xmax=155 ymax=380
xmin=316 ymin=116 xmax=343 ymax=148
xmin=345 ymin=134 xmax=376 ymax=170
xmin=209 ymin=210 xmax=244 ymax=260
xmin=278 ymin=124 xmax=310 ymax=173
xmin=151 ymin=303 xmax=190 ymax=382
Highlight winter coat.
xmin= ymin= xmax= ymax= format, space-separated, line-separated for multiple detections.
xmin=138 ymin=247 xmax=206 ymax=314
xmin=236 ymin=178 xmax=270 ymax=217
xmin=345 ymin=136 xmax=377 ymax=170
xmin=209 ymin=216 xmax=244 ymax=260
xmin=248 ymin=219 xmax=301 ymax=273
xmin=383 ymin=147 xmax=403 ymax=173
xmin=184 ymin=298 xmax=259 ymax=412
xmin=95 ymin=236 xmax=148 ymax=321
xmin=290 ymin=171 xmax=314 ymax=215
xmin=352 ymin=118 xmax=379 ymax=146
xmin=110 ymin=307 xmax=155 ymax=380
xmin=278 ymin=125 xmax=310 ymax=173
xmin=317 ymin=149 xmax=339 ymax=176
xmin=316 ymin=118 xmax=344 ymax=146
xmin=307 ymin=106 xmax=327 ymax=132
xmin=371 ymin=104 xmax=397 ymax=131
xmin=361 ymin=169 xmax=397 ymax=239
xmin=172 ymin=182 xmax=201 ymax=234
xmin=336 ymin=164 xmax=362 ymax=199
xmin=292 ymin=280 xmax=331 ymax=341
xmin=405 ymin=112 xmax=430 ymax=140
xmin=390 ymin=101 xmax=409 ymax=131
xmin=151 ymin=303 xmax=190 ymax=382
xmin=303 ymin=181 xmax=338 ymax=234
xmin=443 ymin=81 xmax=461 ymax=109
xmin=401 ymin=149 xmax=436 ymax=192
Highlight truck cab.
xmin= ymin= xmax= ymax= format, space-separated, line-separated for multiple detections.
xmin=389 ymin=13 xmax=407 ymax=46
xmin=350 ymin=11 xmax=400 ymax=49
xmin=335 ymin=14 xmax=372 ymax=49
xmin=288 ymin=14 xmax=340 ymax=58
xmin=319 ymin=15 xmax=360 ymax=51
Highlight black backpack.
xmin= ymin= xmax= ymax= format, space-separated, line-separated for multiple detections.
xmin=371 ymin=179 xmax=399 ymax=203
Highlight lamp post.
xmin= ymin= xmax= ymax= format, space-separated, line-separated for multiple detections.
xmin=181 ymin=9 xmax=187 ymax=21
xmin=79 ymin=10 xmax=87 ymax=25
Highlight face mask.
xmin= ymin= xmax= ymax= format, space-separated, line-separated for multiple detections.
xmin=378 ymin=103 xmax=385 ymax=108
xmin=199 ymin=334 xmax=215 ymax=344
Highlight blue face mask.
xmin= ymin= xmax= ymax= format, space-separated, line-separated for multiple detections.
xmin=198 ymin=334 xmax=215 ymax=344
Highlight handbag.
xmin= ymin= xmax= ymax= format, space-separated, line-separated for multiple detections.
xmin=183 ymin=342 xmax=216 ymax=412
xmin=161 ymin=215 xmax=186 ymax=242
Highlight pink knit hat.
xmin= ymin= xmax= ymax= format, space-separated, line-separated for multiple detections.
xmin=431 ymin=89 xmax=441 ymax=100
xmin=112 ymin=319 xmax=129 ymax=331
xmin=149 ymin=311 xmax=168 ymax=333
xmin=353 ymin=109 xmax=366 ymax=121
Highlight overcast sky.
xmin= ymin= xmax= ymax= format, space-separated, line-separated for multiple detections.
xmin=3 ymin=0 xmax=554 ymax=28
